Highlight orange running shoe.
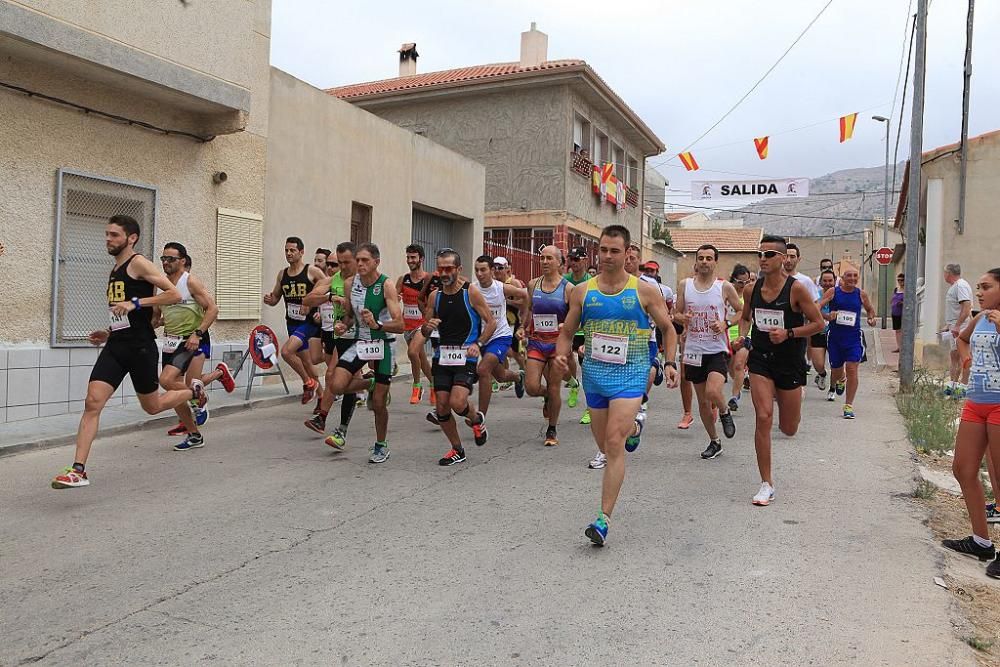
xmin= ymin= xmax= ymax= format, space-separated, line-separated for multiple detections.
xmin=677 ymin=413 xmax=694 ymax=429
xmin=301 ymin=377 xmax=318 ymax=404
xmin=409 ymin=384 xmax=423 ymax=405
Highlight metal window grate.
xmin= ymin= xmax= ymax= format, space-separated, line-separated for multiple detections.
xmin=52 ymin=169 xmax=157 ymax=347
xmin=216 ymin=208 xmax=263 ymax=320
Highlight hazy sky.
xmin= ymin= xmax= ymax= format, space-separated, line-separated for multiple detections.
xmin=271 ymin=0 xmax=999 ymax=203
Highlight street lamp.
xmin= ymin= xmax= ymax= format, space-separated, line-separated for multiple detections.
xmin=873 ymin=115 xmax=890 ymax=329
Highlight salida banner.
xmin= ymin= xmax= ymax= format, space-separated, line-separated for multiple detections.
xmin=692 ymin=177 xmax=810 ymax=200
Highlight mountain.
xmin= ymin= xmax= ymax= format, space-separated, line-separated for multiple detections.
xmin=711 ymin=163 xmax=906 ymax=238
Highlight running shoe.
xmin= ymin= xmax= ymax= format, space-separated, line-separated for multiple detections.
xmin=356 ymin=392 xmax=367 ymax=407
xmin=728 ymin=397 xmax=739 ymax=413
xmin=987 ymin=503 xmax=1000 ymax=524
xmin=167 ymin=423 xmax=188 ymax=436
xmin=438 ymin=448 xmax=466 ymax=466
xmin=568 ymin=383 xmax=579 ymax=408
xmin=814 ymin=373 xmax=826 ymax=391
xmin=625 ymin=411 xmax=645 ymax=453
xmin=173 ymin=433 xmax=205 ymax=451
xmin=514 ymin=370 xmax=525 ymax=399
xmin=191 ymin=379 xmax=207 ymax=409
xmin=325 ymin=429 xmax=347 ymax=451
xmin=301 ymin=378 xmax=318 ymax=405
xmin=743 ymin=374 xmax=750 ymax=392
xmin=834 ymin=379 xmax=846 ymax=396
xmin=752 ymin=482 xmax=775 ymax=506
xmin=580 ymin=408 xmax=591 ymax=425
xmin=677 ymin=413 xmax=694 ymax=429
xmin=652 ymin=358 xmax=664 ymax=386
xmin=719 ymin=410 xmax=736 ymax=439
xmin=195 ymin=407 xmax=209 ymax=427
xmin=369 ymin=443 xmax=390 ymax=464
xmin=988 ymin=556 xmax=1000 ymax=580
xmin=498 ymin=382 xmax=514 ymax=391
xmin=826 ymin=389 xmax=836 ymax=402
xmin=953 ymin=385 xmax=967 ymax=399
xmin=216 ymin=362 xmax=236 ymax=393
xmin=588 ymin=451 xmax=607 ymax=469
xmin=941 ymin=536 xmax=996 ymax=562
xmin=942 ymin=384 xmax=954 ymax=398
xmin=544 ymin=426 xmax=559 ymax=447
xmin=426 ymin=411 xmax=440 ymax=426
xmin=469 ymin=410 xmax=488 ymax=446
xmin=701 ymin=440 xmax=723 ymax=460
xmin=843 ymin=404 xmax=855 ymax=419
xmin=51 ymin=467 xmax=89 ymax=489
xmin=491 ymin=380 xmax=500 ymax=393
xmin=409 ymin=384 xmax=423 ymax=405
xmin=304 ymin=413 xmax=326 ymax=435
xmin=585 ymin=514 xmax=609 ymax=546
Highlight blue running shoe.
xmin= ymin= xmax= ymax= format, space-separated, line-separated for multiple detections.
xmin=652 ymin=358 xmax=664 ymax=386
xmin=514 ymin=369 xmax=525 ymax=399
xmin=195 ymin=407 xmax=209 ymax=426
xmin=173 ymin=433 xmax=204 ymax=451
xmin=625 ymin=411 xmax=646 ymax=453
xmin=585 ymin=513 xmax=609 ymax=546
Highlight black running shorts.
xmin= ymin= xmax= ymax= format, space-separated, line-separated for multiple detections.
xmin=683 ymin=351 xmax=730 ymax=385
xmin=432 ymin=359 xmax=478 ymax=393
xmin=90 ymin=339 xmax=160 ymax=395
xmin=809 ymin=332 xmax=828 ymax=349
xmin=747 ymin=348 xmax=807 ymax=391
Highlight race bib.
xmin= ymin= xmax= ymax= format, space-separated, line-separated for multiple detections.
xmin=592 ymin=333 xmax=628 ymax=365
xmin=162 ymin=335 xmax=184 ymax=353
xmin=835 ymin=311 xmax=857 ymax=327
xmin=357 ymin=339 xmax=384 ymax=361
xmin=754 ymin=308 xmax=784 ymax=332
xmin=320 ymin=303 xmax=336 ymax=332
xmin=286 ymin=303 xmax=306 ymax=321
xmin=439 ymin=345 xmax=467 ymax=366
xmin=533 ymin=314 xmax=558 ymax=334
xmin=403 ymin=304 xmax=422 ymax=320
xmin=491 ymin=306 xmax=504 ymax=321
xmin=109 ymin=308 xmax=130 ymax=331
xmin=683 ymin=351 xmax=703 ymax=367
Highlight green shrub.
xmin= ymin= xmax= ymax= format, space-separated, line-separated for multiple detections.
xmin=895 ymin=369 xmax=961 ymax=454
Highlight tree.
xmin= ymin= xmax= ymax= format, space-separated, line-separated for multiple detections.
xmin=650 ymin=217 xmax=673 ymax=246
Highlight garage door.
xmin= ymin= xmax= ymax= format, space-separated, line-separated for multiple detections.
xmin=411 ymin=208 xmax=454 ymax=272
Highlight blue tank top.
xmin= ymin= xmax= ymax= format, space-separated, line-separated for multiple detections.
xmin=579 ymin=275 xmax=652 ymax=397
xmin=529 ymin=276 xmax=569 ymax=343
xmin=829 ymin=286 xmax=862 ymax=336
xmin=968 ymin=315 xmax=1000 ymax=404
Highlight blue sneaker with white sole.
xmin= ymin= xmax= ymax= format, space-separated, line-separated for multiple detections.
xmin=585 ymin=513 xmax=609 ymax=546
xmin=625 ymin=411 xmax=645 ymax=453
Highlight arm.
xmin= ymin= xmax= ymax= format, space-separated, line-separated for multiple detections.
xmin=737 ymin=283 xmax=754 ymax=339
xmin=553 ymin=284 xmax=584 ymax=376
xmin=112 ymin=256 xmax=180 ymax=315
xmin=957 ymin=311 xmax=987 ymax=369
xmin=672 ymin=279 xmax=689 ymax=326
xmin=955 ymin=300 xmax=973 ymax=334
xmin=714 ymin=282 xmax=741 ymax=333
xmin=638 ymin=280 xmax=679 ymax=387
xmin=467 ymin=284 xmax=496 ymax=358
xmin=183 ymin=275 xmax=219 ymax=351
xmin=360 ymin=279 xmax=404 ymax=335
xmin=263 ymin=270 xmax=284 ymax=306
xmin=302 ymin=276 xmax=334 ymax=307
xmin=501 ymin=282 xmax=528 ymax=304
xmin=860 ymin=290 xmax=877 ymax=326
xmin=767 ymin=281 xmax=824 ymax=344
xmin=333 ymin=276 xmax=356 ymax=337
xmin=307 ymin=265 xmax=326 ymax=285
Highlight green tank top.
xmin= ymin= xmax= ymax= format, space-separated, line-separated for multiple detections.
xmin=162 ymin=273 xmax=204 ymax=337
xmin=564 ymin=271 xmax=589 ymax=286
xmin=350 ymin=273 xmax=389 ymax=340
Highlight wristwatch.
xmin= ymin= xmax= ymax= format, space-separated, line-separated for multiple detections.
xmin=130 ymin=297 xmax=141 ymax=310
xmin=786 ymin=328 xmax=795 ymax=340
xmin=194 ymin=329 xmax=205 ymax=338
xmin=664 ymin=360 xmax=677 ymax=369
xmin=374 ymin=320 xmax=384 ymax=330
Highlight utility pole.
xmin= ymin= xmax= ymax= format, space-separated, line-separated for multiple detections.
xmin=900 ymin=0 xmax=927 ymax=391
xmin=958 ymin=0 xmax=974 ymax=235
xmin=873 ymin=115 xmax=891 ymax=329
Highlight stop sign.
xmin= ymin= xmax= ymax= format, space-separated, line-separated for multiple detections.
xmin=874 ymin=246 xmax=894 ymax=265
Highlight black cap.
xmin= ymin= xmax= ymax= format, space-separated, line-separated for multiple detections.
xmin=568 ymin=247 xmax=587 ymax=259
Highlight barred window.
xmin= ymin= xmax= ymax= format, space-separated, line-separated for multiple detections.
xmin=52 ymin=169 xmax=156 ymax=346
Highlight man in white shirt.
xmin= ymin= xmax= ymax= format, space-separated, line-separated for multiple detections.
xmin=943 ymin=263 xmax=973 ymax=394
xmin=784 ymin=243 xmax=820 ymax=377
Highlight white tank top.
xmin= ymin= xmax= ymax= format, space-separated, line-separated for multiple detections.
xmin=480 ymin=279 xmax=512 ymax=341
xmin=683 ymin=278 xmax=729 ymax=355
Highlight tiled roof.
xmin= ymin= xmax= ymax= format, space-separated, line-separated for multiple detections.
xmin=328 ymin=60 xmax=586 ymax=99
xmin=668 ymin=228 xmax=763 ymax=252
xmin=665 ymin=212 xmax=695 ymax=222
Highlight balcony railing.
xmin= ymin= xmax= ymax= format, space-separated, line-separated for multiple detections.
xmin=570 ymin=151 xmax=638 ymax=208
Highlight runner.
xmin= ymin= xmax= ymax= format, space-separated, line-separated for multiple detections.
xmin=727 ymin=265 xmax=752 ymax=413
xmin=422 ymin=249 xmax=495 ymax=465
xmin=674 ymin=244 xmax=742 ymax=460
xmin=815 ymin=257 xmax=835 ymax=285
xmin=396 ymin=244 xmax=434 ymax=404
xmin=303 ymin=242 xmax=360 ymax=441
xmin=784 ymin=243 xmax=821 ymax=378
xmin=324 ymin=254 xmax=339 ymax=278
xmin=321 ymin=243 xmax=403 ymax=463
xmin=554 ymin=224 xmax=678 ymax=545
xmin=493 ymin=257 xmax=527 ymax=376
xmin=524 ymin=245 xmax=573 ymax=447
xmin=817 ymin=264 xmax=876 ymax=418
xmin=941 ymin=268 xmax=1000 ymax=579
xmin=154 ymin=243 xmax=236 ymax=449
xmin=314 ymin=247 xmax=331 ymax=273
xmin=420 ymin=269 xmax=447 ymax=423
xmin=51 ymin=216 xmax=205 ymax=489
xmin=636 ymin=255 xmax=673 ymax=404
xmin=811 ymin=269 xmax=837 ymax=395
xmin=473 ymin=255 xmax=527 ymax=416
xmin=676 ymin=266 xmax=698 ymax=429
xmin=563 ymin=247 xmax=591 ymax=412
xmin=733 ymin=235 xmax=824 ymax=506
xmin=262 ymin=237 xmax=326 ymax=404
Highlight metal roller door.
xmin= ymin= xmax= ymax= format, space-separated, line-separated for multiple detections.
xmin=411 ymin=208 xmax=454 ymax=272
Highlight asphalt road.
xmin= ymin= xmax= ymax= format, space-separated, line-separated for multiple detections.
xmin=1 ymin=367 xmax=974 ymax=665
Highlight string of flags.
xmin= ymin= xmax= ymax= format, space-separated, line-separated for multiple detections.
xmin=677 ymin=112 xmax=859 ymax=171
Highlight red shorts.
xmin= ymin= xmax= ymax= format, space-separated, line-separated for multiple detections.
xmin=961 ymin=400 xmax=1000 ymax=426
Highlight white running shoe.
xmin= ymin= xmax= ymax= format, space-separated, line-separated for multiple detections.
xmin=752 ymin=482 xmax=775 ymax=506
xmin=588 ymin=451 xmax=607 ymax=469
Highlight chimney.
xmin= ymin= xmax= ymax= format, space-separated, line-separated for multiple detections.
xmin=519 ymin=22 xmax=548 ymax=68
xmin=398 ymin=43 xmax=418 ymax=77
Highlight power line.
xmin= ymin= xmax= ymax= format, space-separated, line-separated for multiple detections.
xmin=661 ymin=200 xmax=874 ymax=222
xmin=891 ymin=15 xmax=917 ymax=202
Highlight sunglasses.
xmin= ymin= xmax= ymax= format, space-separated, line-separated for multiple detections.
xmin=757 ymin=250 xmax=785 ymax=259
xmin=733 ymin=279 xmax=750 ymax=286
xmin=160 ymin=256 xmax=182 ymax=262
xmin=328 ymin=263 xmax=339 ymax=268
xmin=897 ymin=277 xmax=904 ymax=282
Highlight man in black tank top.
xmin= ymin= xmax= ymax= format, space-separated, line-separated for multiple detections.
xmin=51 ymin=216 xmax=206 ymax=490
xmin=732 ymin=234 xmax=825 ymax=507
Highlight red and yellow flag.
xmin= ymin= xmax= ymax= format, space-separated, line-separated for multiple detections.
xmin=839 ymin=113 xmax=857 ymax=143
xmin=753 ymin=136 xmax=769 ymax=160
xmin=678 ymin=152 xmax=699 ymax=171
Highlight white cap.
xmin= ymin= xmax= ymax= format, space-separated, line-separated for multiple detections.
xmin=493 ymin=257 xmax=509 ymax=266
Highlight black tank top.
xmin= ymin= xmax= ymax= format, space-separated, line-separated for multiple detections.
xmin=749 ymin=275 xmax=805 ymax=355
xmin=107 ymin=254 xmax=155 ymax=342
xmin=280 ymin=265 xmax=316 ymax=326
xmin=435 ymin=282 xmax=479 ymax=347
xmin=402 ymin=273 xmax=426 ymax=293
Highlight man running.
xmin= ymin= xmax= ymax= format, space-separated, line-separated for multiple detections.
xmin=563 ymin=247 xmax=591 ymax=412
xmin=811 ymin=269 xmax=837 ymax=393
xmin=397 ymin=244 xmax=435 ymax=405
xmin=422 ymin=250 xmax=495 ymax=465
xmin=493 ymin=257 xmax=527 ymax=374
xmin=473 ymin=255 xmax=527 ymax=416
xmin=817 ymin=264 xmax=876 ymax=418
xmin=727 ymin=265 xmax=752 ymax=413
xmin=263 ymin=237 xmax=325 ymax=403
xmin=734 ymin=235 xmax=824 ymax=506
xmin=674 ymin=244 xmax=742 ymax=460
xmin=784 ymin=243 xmax=820 ymax=377
xmin=524 ymin=245 xmax=573 ymax=447
xmin=554 ymin=224 xmax=678 ymax=545
xmin=155 ymin=243 xmax=236 ymax=450
xmin=51 ymin=216 xmax=203 ymax=489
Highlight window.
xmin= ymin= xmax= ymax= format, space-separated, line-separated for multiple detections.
xmin=573 ymin=113 xmax=592 ymax=156
xmin=484 ymin=228 xmax=510 ymax=247
xmin=627 ymin=156 xmax=639 ymax=189
xmin=594 ymin=130 xmax=609 ymax=166
xmin=52 ymin=169 xmax=156 ymax=346
xmin=216 ymin=208 xmax=263 ymax=320
xmin=351 ymin=202 xmax=372 ymax=244
xmin=611 ymin=142 xmax=624 ymax=180
xmin=511 ymin=228 xmax=533 ymax=252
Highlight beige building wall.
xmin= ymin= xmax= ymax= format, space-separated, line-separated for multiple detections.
xmin=263 ymin=68 xmax=486 ymax=336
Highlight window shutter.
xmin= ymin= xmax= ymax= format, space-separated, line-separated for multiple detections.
xmin=216 ymin=208 xmax=263 ymax=320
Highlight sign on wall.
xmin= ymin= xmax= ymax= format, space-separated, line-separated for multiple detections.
xmin=691 ymin=177 xmax=810 ymax=200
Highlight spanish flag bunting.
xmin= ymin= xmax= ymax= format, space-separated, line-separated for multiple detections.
xmin=753 ymin=136 xmax=769 ymax=160
xmin=678 ymin=152 xmax=699 ymax=171
xmin=839 ymin=113 xmax=857 ymax=143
